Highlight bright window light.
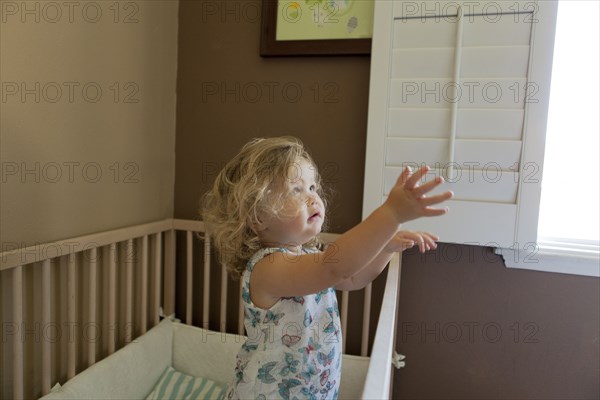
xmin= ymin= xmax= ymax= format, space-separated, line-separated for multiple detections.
xmin=538 ymin=0 xmax=600 ymax=244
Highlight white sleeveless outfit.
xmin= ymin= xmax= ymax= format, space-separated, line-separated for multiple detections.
xmin=224 ymin=247 xmax=342 ymax=400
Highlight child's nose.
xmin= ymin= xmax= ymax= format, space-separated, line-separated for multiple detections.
xmin=307 ymin=193 xmax=319 ymax=205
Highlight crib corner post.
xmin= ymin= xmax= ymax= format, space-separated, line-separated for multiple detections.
xmin=389 ymin=252 xmax=403 ymax=399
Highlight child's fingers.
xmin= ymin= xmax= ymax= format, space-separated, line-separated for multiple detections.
xmin=396 ymin=165 xmax=412 ymax=186
xmin=419 ymin=191 xmax=453 ymax=206
xmin=412 ymin=176 xmax=444 ymax=197
xmin=402 ymin=240 xmax=415 ymax=249
xmin=404 ymin=165 xmax=430 ymax=190
xmin=422 ymin=232 xmax=438 ymax=250
xmin=396 ymin=231 xmax=439 ymax=252
xmin=414 ymin=232 xmax=431 ymax=252
xmin=400 ymin=231 xmax=427 ymax=252
xmin=395 ymin=231 xmax=419 ymax=248
xmin=399 ymin=231 xmax=420 ymax=242
xmin=423 ymin=232 xmax=440 ymax=242
xmin=394 ymin=165 xmax=413 ymax=187
xmin=421 ymin=206 xmax=450 ymax=217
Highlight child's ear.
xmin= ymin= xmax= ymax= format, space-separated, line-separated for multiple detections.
xmin=248 ymin=217 xmax=267 ymax=234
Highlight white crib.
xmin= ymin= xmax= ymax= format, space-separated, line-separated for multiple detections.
xmin=0 ymin=219 xmax=402 ymax=399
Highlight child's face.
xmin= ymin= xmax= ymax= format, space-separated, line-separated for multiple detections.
xmin=257 ymin=160 xmax=325 ymax=250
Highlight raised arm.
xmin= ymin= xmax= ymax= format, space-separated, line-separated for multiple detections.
xmin=251 ymin=166 xmax=452 ymax=302
xmin=334 ymin=231 xmax=439 ymax=291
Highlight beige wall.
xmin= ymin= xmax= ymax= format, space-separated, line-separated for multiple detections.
xmin=0 ymin=0 xmax=178 ymax=247
xmin=1 ymin=2 xmax=178 ymax=397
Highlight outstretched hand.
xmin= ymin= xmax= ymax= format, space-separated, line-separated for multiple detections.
xmin=384 ymin=165 xmax=453 ymax=224
xmin=385 ymin=230 xmax=439 ymax=253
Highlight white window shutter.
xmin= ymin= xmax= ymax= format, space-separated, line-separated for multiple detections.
xmin=363 ymin=0 xmax=558 ymax=249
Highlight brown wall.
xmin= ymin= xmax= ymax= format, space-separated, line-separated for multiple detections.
xmin=173 ymin=1 xmax=369 ymax=233
xmin=396 ymin=244 xmax=599 ymax=399
xmin=174 ymin=1 xmax=599 ymax=399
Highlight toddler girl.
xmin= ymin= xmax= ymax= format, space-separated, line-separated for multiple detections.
xmin=202 ymin=137 xmax=452 ymax=400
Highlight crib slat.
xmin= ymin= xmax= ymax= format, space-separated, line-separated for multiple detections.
xmin=361 ymin=283 xmax=372 ymax=357
xmin=186 ymin=231 xmax=193 ymax=325
xmin=341 ymin=290 xmax=349 ymax=354
xmin=164 ymin=230 xmax=176 ymax=317
xmin=203 ymin=234 xmax=210 ymax=330
xmin=67 ymin=253 xmax=77 ymax=378
xmin=238 ymin=281 xmax=244 ymax=336
xmin=125 ymin=239 xmax=134 ymax=343
xmin=88 ymin=247 xmax=97 ymax=366
xmin=41 ymin=259 xmax=52 ymax=394
xmin=153 ymin=233 xmax=162 ymax=325
xmin=108 ymin=243 xmax=117 ymax=354
xmin=13 ymin=265 xmax=24 ymax=400
xmin=220 ymin=263 xmax=228 ymax=332
xmin=141 ymin=235 xmax=149 ymax=334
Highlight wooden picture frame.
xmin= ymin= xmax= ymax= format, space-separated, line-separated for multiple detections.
xmin=260 ymin=0 xmax=372 ymax=56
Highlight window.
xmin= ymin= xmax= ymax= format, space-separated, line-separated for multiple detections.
xmin=529 ymin=0 xmax=600 ymax=276
xmin=538 ymin=0 xmax=599 ymax=244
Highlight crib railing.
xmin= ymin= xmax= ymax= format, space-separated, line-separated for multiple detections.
xmin=362 ymin=252 xmax=402 ymax=399
xmin=0 ymin=219 xmax=401 ymax=400
xmin=1 ymin=219 xmax=174 ymax=399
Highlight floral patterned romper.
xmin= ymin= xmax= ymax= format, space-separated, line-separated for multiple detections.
xmin=224 ymin=247 xmax=342 ymax=400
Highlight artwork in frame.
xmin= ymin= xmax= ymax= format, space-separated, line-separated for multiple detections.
xmin=260 ymin=0 xmax=374 ymax=56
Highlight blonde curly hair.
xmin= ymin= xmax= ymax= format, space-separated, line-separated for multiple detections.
xmin=201 ymin=137 xmax=327 ymax=280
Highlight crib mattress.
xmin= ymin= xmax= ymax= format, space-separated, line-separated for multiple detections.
xmin=41 ymin=319 xmax=370 ymax=399
xmin=172 ymin=321 xmax=370 ymax=399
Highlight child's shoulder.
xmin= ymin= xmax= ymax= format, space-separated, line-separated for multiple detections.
xmin=245 ymin=245 xmax=321 ymax=272
xmin=301 ymin=246 xmax=320 ymax=254
xmin=246 ymin=247 xmax=287 ymax=272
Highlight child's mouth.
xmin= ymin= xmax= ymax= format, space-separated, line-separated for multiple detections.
xmin=308 ymin=212 xmax=321 ymax=222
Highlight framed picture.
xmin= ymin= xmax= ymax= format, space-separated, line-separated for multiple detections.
xmin=260 ymin=0 xmax=373 ymax=56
